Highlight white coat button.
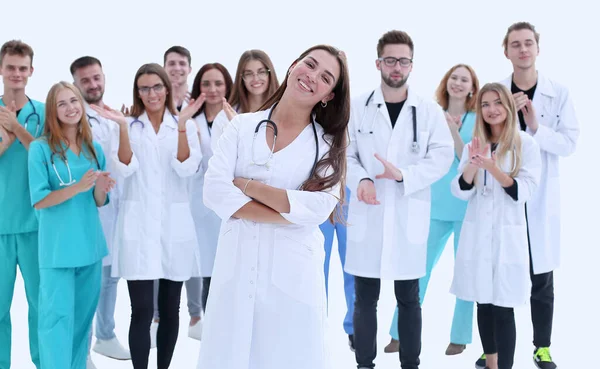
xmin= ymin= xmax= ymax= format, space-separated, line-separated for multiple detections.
xmin=250 ymin=281 xmax=254 ymax=285
xmin=249 ymin=294 xmax=253 ymax=299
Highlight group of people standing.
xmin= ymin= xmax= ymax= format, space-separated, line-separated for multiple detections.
xmin=0 ymin=20 xmax=578 ymax=369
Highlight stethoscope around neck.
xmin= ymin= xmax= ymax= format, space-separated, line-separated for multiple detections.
xmin=251 ymin=102 xmax=319 ymax=180
xmin=481 ymin=144 xmax=517 ymax=196
xmin=50 ymin=150 xmax=100 ymax=187
xmin=357 ymin=90 xmax=419 ymax=154
xmin=0 ymin=95 xmax=42 ymax=139
xmin=129 ymin=112 xmax=178 ymax=130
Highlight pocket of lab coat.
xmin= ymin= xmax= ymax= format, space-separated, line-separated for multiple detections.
xmin=211 ymin=221 xmax=239 ymax=286
xmin=347 ymin=201 xmax=367 ymax=242
xmin=122 ymin=201 xmax=142 ymax=241
xmin=406 ymin=198 xmax=429 ymax=244
xmin=271 ymin=230 xmax=322 ymax=307
xmin=500 ymin=225 xmax=529 ymax=265
xmin=170 ymin=202 xmax=196 ymax=242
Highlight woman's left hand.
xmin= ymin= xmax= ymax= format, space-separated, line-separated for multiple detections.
xmin=472 ymin=152 xmax=498 ymax=172
xmin=95 ymin=171 xmax=116 ymax=193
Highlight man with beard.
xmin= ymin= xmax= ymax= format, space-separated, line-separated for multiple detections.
xmin=70 ymin=56 xmax=131 ymax=368
xmin=345 ymin=30 xmax=453 ymax=369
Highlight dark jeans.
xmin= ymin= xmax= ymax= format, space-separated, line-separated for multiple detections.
xmin=127 ymin=279 xmax=183 ymax=369
xmin=353 ymin=276 xmax=421 ymax=369
xmin=201 ymin=277 xmax=211 ymax=312
xmin=529 ymin=256 xmax=554 ymax=348
xmin=477 ymin=303 xmax=516 ymax=369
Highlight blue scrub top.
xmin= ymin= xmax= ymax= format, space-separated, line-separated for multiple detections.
xmin=430 ymin=111 xmax=476 ymax=221
xmin=0 ymin=98 xmax=45 ymax=235
xmin=28 ymin=138 xmax=109 ymax=268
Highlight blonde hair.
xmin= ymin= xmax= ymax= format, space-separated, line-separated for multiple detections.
xmin=43 ymin=81 xmax=98 ymax=166
xmin=473 ymin=83 xmax=522 ymax=177
xmin=435 ymin=64 xmax=480 ymax=112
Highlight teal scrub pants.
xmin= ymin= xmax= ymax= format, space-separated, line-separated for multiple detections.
xmin=389 ymin=219 xmax=474 ymax=345
xmin=38 ymin=261 xmax=102 ymax=369
xmin=0 ymin=232 xmax=40 ymax=369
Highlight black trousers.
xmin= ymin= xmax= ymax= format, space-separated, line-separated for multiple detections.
xmin=353 ymin=276 xmax=421 ymax=369
xmin=127 ymin=279 xmax=183 ymax=369
xmin=477 ymin=303 xmax=516 ymax=369
xmin=201 ymin=276 xmax=211 ymax=312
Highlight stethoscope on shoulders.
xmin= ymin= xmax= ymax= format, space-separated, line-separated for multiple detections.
xmin=129 ymin=112 xmax=178 ymax=130
xmin=0 ymin=95 xmax=42 ymax=138
xmin=358 ymin=90 xmax=419 ymax=154
xmin=251 ymin=102 xmax=319 ymax=179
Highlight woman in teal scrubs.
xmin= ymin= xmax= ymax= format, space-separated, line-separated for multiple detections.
xmin=385 ymin=64 xmax=480 ymax=356
xmin=27 ymin=81 xmax=114 ymax=369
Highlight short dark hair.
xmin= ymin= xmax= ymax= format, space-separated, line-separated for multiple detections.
xmin=377 ymin=30 xmax=414 ymax=57
xmin=70 ymin=56 xmax=102 ymax=76
xmin=503 ymin=22 xmax=540 ymax=51
xmin=164 ymin=46 xmax=191 ymax=65
xmin=0 ymin=40 xmax=34 ymax=66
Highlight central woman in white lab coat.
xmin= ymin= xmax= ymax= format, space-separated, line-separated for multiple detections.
xmin=197 ymin=45 xmax=350 ymax=369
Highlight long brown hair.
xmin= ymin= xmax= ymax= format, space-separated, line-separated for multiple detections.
xmin=130 ymin=63 xmax=176 ymax=118
xmin=43 ymin=81 xmax=98 ymax=165
xmin=190 ymin=63 xmax=233 ymax=118
xmin=229 ymin=50 xmax=279 ymax=114
xmin=435 ymin=64 xmax=479 ymax=112
xmin=473 ymin=83 xmax=522 ymax=177
xmin=259 ymin=45 xmax=350 ymax=222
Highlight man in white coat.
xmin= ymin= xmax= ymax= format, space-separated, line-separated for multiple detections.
xmin=492 ymin=22 xmax=579 ymax=369
xmin=345 ymin=30 xmax=454 ymax=369
xmin=71 ymin=56 xmax=131 ymax=368
xmin=164 ymin=45 xmax=192 ymax=112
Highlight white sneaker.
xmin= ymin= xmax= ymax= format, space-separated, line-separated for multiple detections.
xmin=93 ymin=337 xmax=131 ymax=360
xmin=86 ymin=356 xmax=97 ymax=369
xmin=188 ymin=320 xmax=203 ymax=341
xmin=150 ymin=321 xmax=158 ymax=349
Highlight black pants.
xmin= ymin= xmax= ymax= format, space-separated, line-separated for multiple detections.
xmin=477 ymin=304 xmax=516 ymax=369
xmin=353 ymin=276 xmax=421 ymax=369
xmin=201 ymin=277 xmax=211 ymax=312
xmin=127 ymin=279 xmax=183 ymax=369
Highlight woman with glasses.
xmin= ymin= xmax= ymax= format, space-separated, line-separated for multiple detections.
xmin=90 ymin=63 xmax=203 ymax=369
xmin=27 ymin=81 xmax=113 ymax=369
xmin=196 ymin=44 xmax=350 ymax=369
xmin=210 ymin=50 xmax=279 ymax=148
xmin=185 ymin=63 xmax=233 ymax=340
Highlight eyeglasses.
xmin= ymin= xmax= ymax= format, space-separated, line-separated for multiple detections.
xmin=138 ymin=84 xmax=165 ymax=95
xmin=378 ymin=57 xmax=413 ymax=68
xmin=241 ymin=69 xmax=270 ymax=82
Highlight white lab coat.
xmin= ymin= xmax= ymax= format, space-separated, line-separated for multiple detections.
xmin=190 ymin=112 xmax=222 ymax=276
xmin=196 ymin=109 xmax=340 ymax=369
xmin=500 ymin=72 xmax=579 ymax=274
xmin=110 ymin=110 xmax=202 ymax=281
xmin=85 ymin=103 xmax=121 ymax=267
xmin=450 ymin=131 xmax=542 ymax=307
xmin=344 ymin=86 xmax=454 ymax=280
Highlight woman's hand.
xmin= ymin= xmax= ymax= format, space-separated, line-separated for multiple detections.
xmin=90 ymin=105 xmax=128 ymax=127
xmin=95 ymin=171 xmax=116 ymax=193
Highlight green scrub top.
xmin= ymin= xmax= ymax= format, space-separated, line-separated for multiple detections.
xmin=430 ymin=111 xmax=476 ymax=221
xmin=0 ymin=98 xmax=45 ymax=235
xmin=28 ymin=138 xmax=109 ymax=268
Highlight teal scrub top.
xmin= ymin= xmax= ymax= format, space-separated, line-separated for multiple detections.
xmin=28 ymin=138 xmax=109 ymax=268
xmin=0 ymin=98 xmax=46 ymax=235
xmin=430 ymin=111 xmax=476 ymax=221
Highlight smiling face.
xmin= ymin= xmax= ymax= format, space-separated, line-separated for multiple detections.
xmin=73 ymin=63 xmax=105 ymax=104
xmin=447 ymin=66 xmax=473 ymax=100
xmin=56 ymin=88 xmax=83 ymax=126
xmin=242 ymin=59 xmax=270 ymax=96
xmin=200 ymin=68 xmax=227 ymax=105
xmin=136 ymin=73 xmax=168 ymax=114
xmin=164 ymin=52 xmax=191 ymax=86
xmin=0 ymin=54 xmax=33 ymax=90
xmin=286 ymin=49 xmax=340 ymax=106
xmin=376 ymin=44 xmax=412 ymax=89
xmin=480 ymin=90 xmax=508 ymax=127
xmin=505 ymin=29 xmax=539 ymax=70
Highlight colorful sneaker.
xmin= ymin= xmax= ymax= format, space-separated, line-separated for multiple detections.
xmin=533 ymin=347 xmax=557 ymax=369
xmin=474 ymin=353 xmax=486 ymax=369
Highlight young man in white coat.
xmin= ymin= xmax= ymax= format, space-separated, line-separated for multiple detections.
xmin=164 ymin=46 xmax=192 ymax=112
xmin=480 ymin=21 xmax=579 ymax=369
xmin=345 ymin=30 xmax=454 ymax=369
xmin=71 ymin=56 xmax=131 ymax=368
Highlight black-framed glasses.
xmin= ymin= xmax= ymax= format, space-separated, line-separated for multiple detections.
xmin=241 ymin=69 xmax=270 ymax=81
xmin=138 ymin=84 xmax=165 ymax=95
xmin=378 ymin=57 xmax=413 ymax=68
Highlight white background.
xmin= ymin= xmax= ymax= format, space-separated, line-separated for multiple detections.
xmin=2 ymin=0 xmax=598 ymax=368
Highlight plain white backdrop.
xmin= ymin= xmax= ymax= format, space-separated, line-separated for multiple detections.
xmin=1 ymin=0 xmax=597 ymax=368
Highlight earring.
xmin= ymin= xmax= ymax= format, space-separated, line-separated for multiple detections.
xmin=468 ymin=92 xmax=473 ymax=98
xmin=321 ymin=101 xmax=327 ymax=108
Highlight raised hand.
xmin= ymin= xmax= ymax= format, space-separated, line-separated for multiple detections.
xmin=179 ymin=93 xmax=206 ymax=125
xmin=120 ymin=104 xmax=133 ymax=117
xmin=0 ymin=101 xmax=19 ymax=132
xmin=472 ymin=151 xmax=498 ymax=171
xmin=467 ymin=137 xmax=489 ymax=164
xmin=445 ymin=112 xmax=462 ymax=133
xmin=222 ymin=97 xmax=238 ymax=121
xmin=521 ymin=99 xmax=539 ymax=132
xmin=90 ymin=105 xmax=128 ymax=127
xmin=512 ymin=92 xmax=528 ymax=111
xmin=357 ymin=179 xmax=379 ymax=205
xmin=374 ymin=153 xmax=403 ymax=181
